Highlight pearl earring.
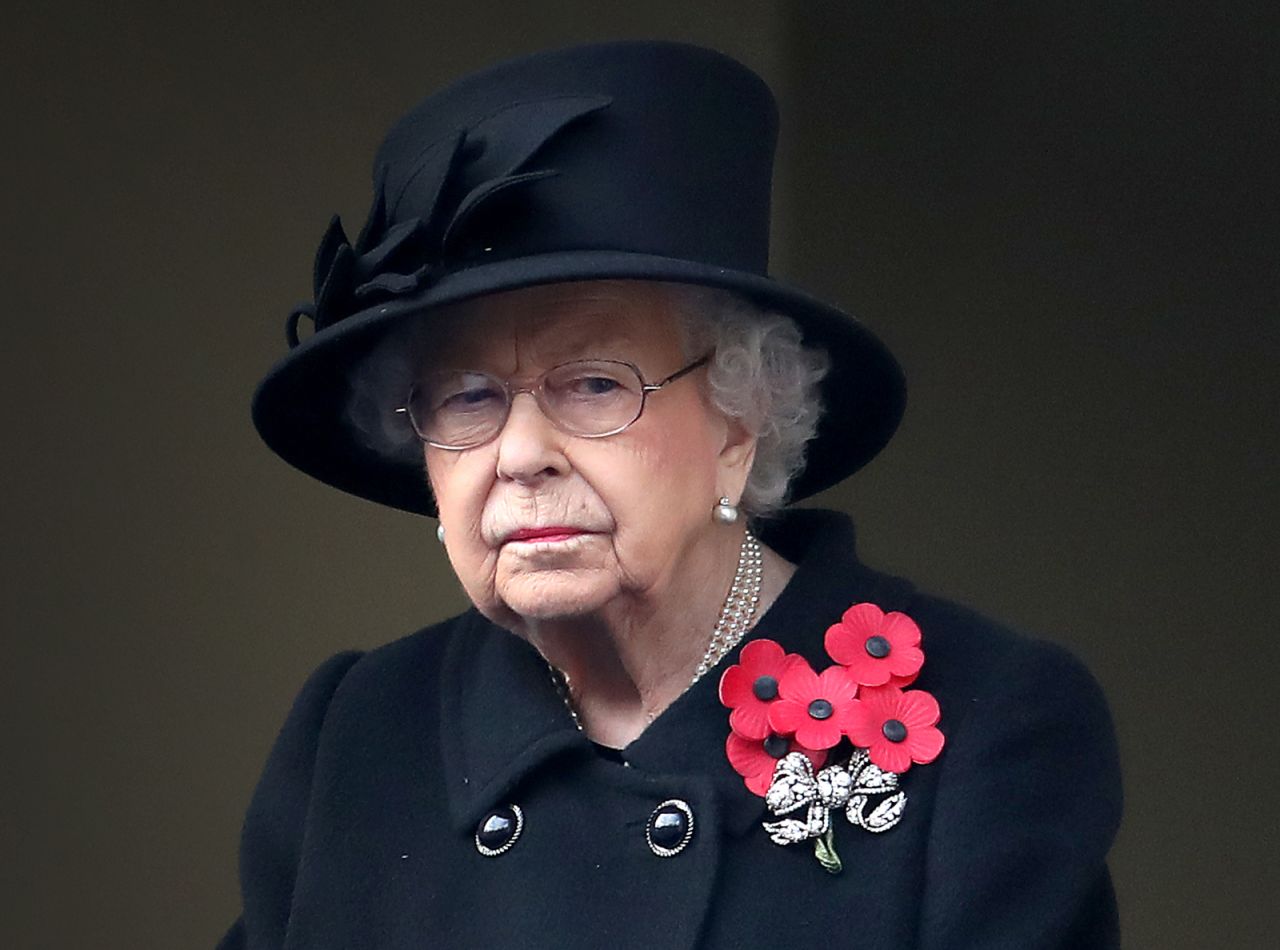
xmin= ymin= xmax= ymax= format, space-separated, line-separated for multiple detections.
xmin=436 ymin=523 xmax=446 ymax=543
xmin=713 ymin=496 xmax=739 ymax=524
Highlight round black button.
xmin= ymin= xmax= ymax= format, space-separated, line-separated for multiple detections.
xmin=475 ymin=804 xmax=524 ymax=856
xmin=882 ymin=719 xmax=908 ymax=743
xmin=864 ymin=635 xmax=892 ymax=658
xmin=646 ymin=799 xmax=695 ymax=857
xmin=752 ymin=675 xmax=779 ymax=701
xmin=762 ymin=734 xmax=790 ymax=758
xmin=808 ymin=698 xmax=834 ymax=720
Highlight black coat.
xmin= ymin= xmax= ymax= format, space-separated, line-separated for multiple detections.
xmin=219 ymin=510 xmax=1121 ymax=949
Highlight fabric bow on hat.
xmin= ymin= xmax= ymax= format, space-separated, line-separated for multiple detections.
xmin=286 ymin=95 xmax=612 ymax=347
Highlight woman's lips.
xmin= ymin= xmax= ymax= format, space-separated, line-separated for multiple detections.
xmin=503 ymin=527 xmax=586 ymax=544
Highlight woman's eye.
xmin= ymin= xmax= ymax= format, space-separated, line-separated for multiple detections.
xmin=441 ymin=386 xmax=503 ymax=410
xmin=575 ymin=376 xmax=621 ymax=396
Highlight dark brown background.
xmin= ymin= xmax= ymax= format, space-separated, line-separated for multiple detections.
xmin=5 ymin=2 xmax=1276 ymax=947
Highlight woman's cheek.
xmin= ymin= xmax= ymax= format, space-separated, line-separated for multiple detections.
xmin=447 ymin=543 xmax=503 ymax=618
xmin=427 ymin=455 xmax=498 ymax=607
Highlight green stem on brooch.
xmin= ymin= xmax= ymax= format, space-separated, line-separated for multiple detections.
xmin=813 ymin=826 xmax=842 ymax=874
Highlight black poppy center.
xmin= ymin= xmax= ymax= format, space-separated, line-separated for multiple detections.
xmin=882 ymin=718 xmax=908 ymax=743
xmin=864 ymin=635 xmax=892 ymax=658
xmin=752 ymin=675 xmax=779 ymax=701
xmin=762 ymin=734 xmax=790 ymax=758
xmin=807 ymin=698 xmax=834 ymax=720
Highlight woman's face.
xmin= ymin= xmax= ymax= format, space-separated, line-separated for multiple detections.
xmin=423 ymin=281 xmax=754 ymax=629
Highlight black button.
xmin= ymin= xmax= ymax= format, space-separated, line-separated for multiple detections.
xmin=808 ymin=698 xmax=833 ymax=720
xmin=646 ymin=799 xmax=695 ymax=857
xmin=864 ymin=635 xmax=891 ymax=658
xmin=475 ymin=804 xmax=524 ymax=856
xmin=752 ymin=675 xmax=779 ymax=701
xmin=763 ymin=734 xmax=790 ymax=758
xmin=882 ymin=719 xmax=908 ymax=743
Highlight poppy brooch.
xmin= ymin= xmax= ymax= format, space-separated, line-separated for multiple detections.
xmin=719 ymin=603 xmax=945 ymax=873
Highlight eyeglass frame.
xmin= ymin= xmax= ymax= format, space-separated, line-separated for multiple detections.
xmin=396 ymin=353 xmax=713 ymax=450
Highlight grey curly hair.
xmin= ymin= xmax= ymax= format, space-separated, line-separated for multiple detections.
xmin=344 ymin=281 xmax=829 ymax=517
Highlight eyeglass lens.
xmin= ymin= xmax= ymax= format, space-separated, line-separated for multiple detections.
xmin=408 ymin=360 xmax=648 ymax=448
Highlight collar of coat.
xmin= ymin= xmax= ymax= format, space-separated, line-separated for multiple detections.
xmin=436 ymin=508 xmax=915 ymax=838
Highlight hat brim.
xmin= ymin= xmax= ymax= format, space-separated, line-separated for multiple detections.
xmin=251 ymin=250 xmax=906 ymax=516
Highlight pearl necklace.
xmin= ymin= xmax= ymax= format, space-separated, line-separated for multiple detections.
xmin=548 ymin=529 xmax=764 ymax=731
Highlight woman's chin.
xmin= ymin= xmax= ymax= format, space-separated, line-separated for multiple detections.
xmin=495 ymin=571 xmax=619 ymax=622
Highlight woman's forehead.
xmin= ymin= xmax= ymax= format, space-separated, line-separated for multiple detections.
xmin=429 ymin=281 xmax=682 ymax=367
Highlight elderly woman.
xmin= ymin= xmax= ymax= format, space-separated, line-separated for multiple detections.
xmin=222 ymin=41 xmax=1120 ymax=950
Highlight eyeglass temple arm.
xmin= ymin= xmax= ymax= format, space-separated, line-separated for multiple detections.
xmin=643 ymin=353 xmax=712 ymax=392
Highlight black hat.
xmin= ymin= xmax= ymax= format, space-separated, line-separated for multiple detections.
xmin=252 ymin=40 xmax=905 ymax=515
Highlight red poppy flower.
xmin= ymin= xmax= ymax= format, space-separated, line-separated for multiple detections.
xmin=845 ymin=684 xmax=945 ymax=773
xmin=767 ymin=663 xmax=860 ymax=750
xmin=825 ymin=602 xmax=924 ymax=688
xmin=719 ymin=639 xmax=806 ymax=740
xmin=725 ymin=731 xmax=828 ymax=797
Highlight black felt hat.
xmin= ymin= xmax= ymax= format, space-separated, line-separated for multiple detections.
xmin=252 ymin=40 xmax=906 ymax=515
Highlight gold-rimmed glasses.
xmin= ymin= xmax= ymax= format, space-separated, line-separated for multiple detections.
xmin=398 ymin=354 xmax=711 ymax=450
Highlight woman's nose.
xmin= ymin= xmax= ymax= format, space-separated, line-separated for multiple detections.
xmin=494 ymin=392 xmax=569 ymax=484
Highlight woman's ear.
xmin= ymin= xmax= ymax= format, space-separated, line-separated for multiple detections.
xmin=716 ymin=415 xmax=758 ymax=502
